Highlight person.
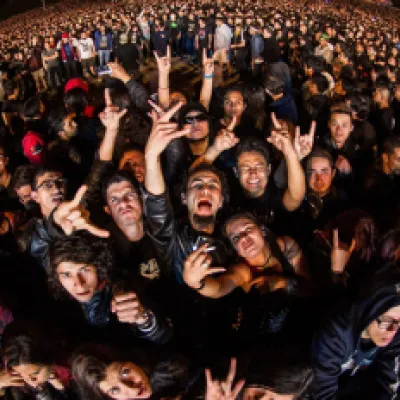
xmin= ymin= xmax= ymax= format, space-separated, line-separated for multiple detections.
xmin=314 ymin=33 xmax=333 ymax=64
xmin=48 ymin=231 xmax=173 ymax=345
xmin=57 ymin=32 xmax=80 ymax=80
xmin=94 ymin=25 xmax=113 ymax=71
xmin=312 ymin=266 xmax=400 ymax=399
xmin=213 ymin=16 xmax=232 ymax=75
xmin=42 ymin=40 xmax=62 ymax=91
xmin=77 ymin=31 xmax=96 ymax=78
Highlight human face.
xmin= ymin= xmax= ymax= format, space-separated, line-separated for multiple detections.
xmin=243 ymin=387 xmax=295 ymax=400
xmin=363 ymin=305 xmax=400 ymax=347
xmin=119 ymin=150 xmax=146 ymax=183
xmin=12 ymin=364 xmax=50 ymax=389
xmin=57 ymin=262 xmax=98 ymax=303
xmin=16 ymin=184 xmax=33 ymax=205
xmin=307 ymin=157 xmax=335 ymax=197
xmin=237 ymin=151 xmax=269 ymax=198
xmin=106 ymin=181 xmax=142 ymax=229
xmin=61 ymin=114 xmax=78 ymax=140
xmin=185 ymin=171 xmax=223 ymax=225
xmin=329 ymin=113 xmax=353 ymax=147
xmin=183 ymin=111 xmax=209 ymax=141
xmin=385 ymin=147 xmax=400 ymax=175
xmin=224 ymin=91 xmax=246 ymax=120
xmin=99 ymin=362 xmax=151 ymax=399
xmin=226 ymin=218 xmax=265 ymax=260
xmin=31 ymin=172 xmax=65 ymax=217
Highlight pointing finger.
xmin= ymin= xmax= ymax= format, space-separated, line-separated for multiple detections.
xmin=227 ymin=115 xmax=237 ymax=131
xmin=148 ymin=100 xmax=163 ymax=114
xmin=333 ymin=229 xmax=339 ymax=249
xmin=84 ymin=222 xmax=110 ymax=238
xmin=160 ymin=101 xmax=184 ymax=123
xmin=104 ymin=88 xmax=112 ymax=107
xmin=167 ymin=45 xmax=171 ymax=60
xmin=271 ymin=112 xmax=282 ymax=130
xmin=69 ymin=185 xmax=88 ymax=209
xmin=309 ymin=120 xmax=316 ymax=139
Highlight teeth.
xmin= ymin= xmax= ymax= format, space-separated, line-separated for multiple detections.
xmin=248 ymin=180 xmax=260 ymax=184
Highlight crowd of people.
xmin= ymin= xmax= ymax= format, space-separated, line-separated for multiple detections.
xmin=0 ymin=0 xmax=400 ymax=398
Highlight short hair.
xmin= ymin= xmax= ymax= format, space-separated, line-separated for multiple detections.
xmin=48 ymin=231 xmax=114 ymax=298
xmin=47 ymin=107 xmax=69 ymax=138
xmin=304 ymin=55 xmax=325 ymax=74
xmin=117 ymin=143 xmax=145 ymax=165
xmin=382 ymin=136 xmax=400 ymax=156
xmin=347 ymin=93 xmax=370 ymax=121
xmin=263 ymin=75 xmax=285 ymax=95
xmin=64 ymin=88 xmax=89 ymax=115
xmin=305 ymin=148 xmax=335 ymax=171
xmin=310 ymin=74 xmax=329 ymax=94
xmin=31 ymin=166 xmax=62 ymax=191
xmin=101 ymin=169 xmax=141 ymax=205
xmin=235 ymin=137 xmax=270 ymax=166
xmin=10 ymin=165 xmax=36 ymax=192
xmin=222 ymin=212 xmax=259 ymax=237
xmin=23 ymin=96 xmax=42 ymax=119
xmin=182 ymin=163 xmax=230 ymax=205
xmin=330 ymin=103 xmax=353 ymax=119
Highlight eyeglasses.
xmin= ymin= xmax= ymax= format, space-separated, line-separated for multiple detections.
xmin=376 ymin=317 xmax=400 ymax=332
xmin=183 ymin=113 xmax=208 ymax=125
xmin=35 ymin=178 xmax=66 ymax=191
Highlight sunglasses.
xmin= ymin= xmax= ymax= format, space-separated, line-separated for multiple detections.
xmin=183 ymin=113 xmax=208 ymax=125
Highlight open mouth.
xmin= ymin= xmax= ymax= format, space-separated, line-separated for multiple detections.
xmin=51 ymin=194 xmax=64 ymax=203
xmin=196 ymin=199 xmax=212 ymax=215
xmin=76 ymin=290 xmax=90 ymax=298
xmin=246 ymin=179 xmax=260 ymax=186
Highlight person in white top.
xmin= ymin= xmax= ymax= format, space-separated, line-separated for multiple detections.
xmin=78 ymin=31 xmax=96 ymax=78
xmin=214 ymin=16 xmax=232 ymax=75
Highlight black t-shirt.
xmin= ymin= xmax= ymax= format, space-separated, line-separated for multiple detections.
xmin=116 ymin=43 xmax=139 ymax=72
xmin=196 ymin=25 xmax=210 ymax=45
xmin=187 ymin=20 xmax=197 ymax=39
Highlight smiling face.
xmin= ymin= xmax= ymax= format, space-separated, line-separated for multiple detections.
xmin=185 ymin=170 xmax=223 ymax=229
xmin=105 ymin=180 xmax=143 ymax=230
xmin=329 ymin=112 xmax=353 ymax=147
xmin=363 ymin=305 xmax=400 ymax=347
xmin=237 ymin=151 xmax=269 ymax=198
xmin=99 ymin=362 xmax=151 ymax=400
xmin=56 ymin=262 xmax=98 ymax=303
xmin=226 ymin=217 xmax=265 ymax=261
xmin=12 ymin=364 xmax=51 ymax=389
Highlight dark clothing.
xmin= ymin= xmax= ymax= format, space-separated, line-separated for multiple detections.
xmin=312 ymin=266 xmax=400 ymax=400
xmin=152 ymin=29 xmax=169 ymax=56
xmin=369 ymin=107 xmax=394 ymax=152
xmin=116 ymin=43 xmax=139 ymax=74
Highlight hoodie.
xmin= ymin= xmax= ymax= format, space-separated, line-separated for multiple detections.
xmin=312 ymin=265 xmax=400 ymax=400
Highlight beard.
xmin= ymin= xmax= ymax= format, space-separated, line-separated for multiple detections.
xmin=192 ymin=214 xmax=216 ymax=229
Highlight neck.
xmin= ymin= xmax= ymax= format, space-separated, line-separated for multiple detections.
xmin=119 ymin=220 xmax=144 ymax=242
xmin=189 ymin=217 xmax=215 ymax=235
xmin=378 ymin=101 xmax=389 ymax=110
xmin=189 ymin=137 xmax=209 ymax=156
xmin=0 ymin=170 xmax=10 ymax=188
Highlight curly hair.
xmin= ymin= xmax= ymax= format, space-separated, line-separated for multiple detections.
xmin=48 ymin=231 xmax=114 ymax=299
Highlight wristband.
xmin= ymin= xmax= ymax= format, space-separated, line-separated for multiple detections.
xmin=159 ymin=86 xmax=169 ymax=90
xmin=203 ymin=73 xmax=214 ymax=79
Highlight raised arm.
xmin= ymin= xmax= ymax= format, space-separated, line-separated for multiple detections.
xmin=154 ymin=46 xmax=171 ymax=110
xmin=268 ymin=113 xmax=306 ymax=211
xmin=144 ymin=102 xmax=189 ymax=195
xmin=199 ymin=48 xmax=214 ymax=111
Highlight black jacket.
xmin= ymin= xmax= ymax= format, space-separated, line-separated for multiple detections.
xmin=312 ymin=265 xmax=400 ymax=400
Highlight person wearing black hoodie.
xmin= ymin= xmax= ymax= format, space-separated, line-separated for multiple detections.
xmin=312 ymin=265 xmax=400 ymax=400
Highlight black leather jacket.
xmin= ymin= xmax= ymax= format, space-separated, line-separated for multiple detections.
xmin=142 ymin=189 xmax=232 ymax=284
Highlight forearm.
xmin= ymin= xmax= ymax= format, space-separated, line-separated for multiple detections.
xmin=283 ymin=149 xmax=306 ymax=210
xmin=99 ymin=128 xmax=118 ymax=161
xmin=133 ymin=309 xmax=174 ymax=344
xmin=145 ymin=155 xmax=165 ymax=195
xmin=190 ymin=145 xmax=220 ymax=169
xmin=199 ymin=75 xmax=213 ymax=111
xmin=158 ymin=71 xmax=170 ymax=109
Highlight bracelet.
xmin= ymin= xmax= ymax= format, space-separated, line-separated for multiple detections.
xmin=203 ymin=73 xmax=214 ymax=79
xmin=136 ymin=309 xmax=155 ymax=331
xmin=159 ymin=86 xmax=169 ymax=90
xmin=194 ymin=279 xmax=206 ymax=291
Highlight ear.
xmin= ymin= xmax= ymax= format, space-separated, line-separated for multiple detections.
xmin=382 ymin=153 xmax=389 ymax=165
xmin=181 ymin=192 xmax=187 ymax=205
xmin=104 ymin=205 xmax=110 ymax=215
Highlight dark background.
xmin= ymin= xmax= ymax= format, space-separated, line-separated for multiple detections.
xmin=0 ymin=0 xmax=61 ymax=21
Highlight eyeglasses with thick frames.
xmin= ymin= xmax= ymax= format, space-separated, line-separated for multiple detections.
xmin=376 ymin=317 xmax=400 ymax=332
xmin=183 ymin=113 xmax=208 ymax=125
xmin=35 ymin=178 xmax=66 ymax=191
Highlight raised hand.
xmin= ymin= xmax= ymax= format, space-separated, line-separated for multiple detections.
xmin=99 ymin=89 xmax=128 ymax=132
xmin=111 ymin=292 xmax=147 ymax=325
xmin=0 ymin=370 xmax=24 ymax=390
xmin=183 ymin=244 xmax=226 ymax=290
xmin=145 ymin=101 xmax=190 ymax=159
xmin=203 ymin=47 xmax=214 ymax=76
xmin=294 ymin=121 xmax=316 ymax=160
xmin=205 ymin=358 xmax=245 ymax=400
xmin=53 ymin=185 xmax=109 ymax=238
xmin=331 ymin=228 xmax=356 ymax=274
xmin=213 ymin=116 xmax=239 ymax=153
xmin=154 ymin=45 xmax=171 ymax=74
xmin=108 ymin=62 xmax=130 ymax=83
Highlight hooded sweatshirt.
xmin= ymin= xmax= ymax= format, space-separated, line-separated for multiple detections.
xmin=312 ymin=265 xmax=400 ymax=400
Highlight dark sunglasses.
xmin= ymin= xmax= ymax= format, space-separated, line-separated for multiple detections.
xmin=183 ymin=113 xmax=208 ymax=125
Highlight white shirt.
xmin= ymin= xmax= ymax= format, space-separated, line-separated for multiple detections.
xmin=78 ymin=38 xmax=94 ymax=59
xmin=214 ymin=23 xmax=232 ymax=51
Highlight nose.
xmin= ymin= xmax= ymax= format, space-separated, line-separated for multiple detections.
xmin=73 ymin=273 xmax=86 ymax=288
xmin=121 ymin=380 xmax=143 ymax=396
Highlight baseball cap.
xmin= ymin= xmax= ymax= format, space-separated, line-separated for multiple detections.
xmin=22 ymin=131 xmax=45 ymax=165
